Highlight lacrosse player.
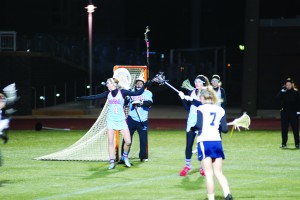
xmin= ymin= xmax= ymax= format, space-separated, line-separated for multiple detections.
xmin=178 ymin=75 xmax=210 ymax=176
xmin=120 ymin=77 xmax=153 ymax=162
xmin=211 ymin=74 xmax=227 ymax=108
xmin=0 ymin=93 xmax=9 ymax=144
xmin=277 ymin=78 xmax=300 ymax=149
xmin=0 ymin=83 xmax=19 ymax=145
xmin=211 ymin=74 xmax=227 ymax=139
xmin=76 ymin=77 xmax=146 ymax=170
xmin=191 ymin=87 xmax=232 ymax=200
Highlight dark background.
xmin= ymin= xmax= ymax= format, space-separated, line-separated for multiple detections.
xmin=1 ymin=0 xmax=300 ymax=114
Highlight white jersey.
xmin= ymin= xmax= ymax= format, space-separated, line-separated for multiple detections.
xmin=196 ymin=104 xmax=225 ymax=142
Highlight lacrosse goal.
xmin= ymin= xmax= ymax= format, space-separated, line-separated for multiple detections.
xmin=35 ymin=65 xmax=148 ymax=161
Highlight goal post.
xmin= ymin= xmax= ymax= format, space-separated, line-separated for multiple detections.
xmin=34 ymin=65 xmax=148 ymax=162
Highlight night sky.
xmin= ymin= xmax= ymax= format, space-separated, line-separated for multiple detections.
xmin=0 ymin=0 xmax=245 ymax=50
xmin=1 ymin=0 xmax=300 ymax=51
xmin=1 ymin=0 xmax=300 ymax=110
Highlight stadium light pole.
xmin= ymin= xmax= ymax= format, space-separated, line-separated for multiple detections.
xmin=85 ymin=2 xmax=96 ymax=99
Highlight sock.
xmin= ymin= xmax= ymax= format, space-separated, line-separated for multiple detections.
xmin=109 ymin=159 xmax=115 ymax=164
xmin=223 ymin=186 xmax=231 ymax=197
xmin=208 ymin=193 xmax=215 ymax=200
xmin=123 ymin=152 xmax=128 ymax=159
xmin=185 ymin=159 xmax=191 ymax=169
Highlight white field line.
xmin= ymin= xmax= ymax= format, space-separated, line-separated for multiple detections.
xmin=35 ymin=173 xmax=288 ymax=200
xmin=34 ymin=174 xmax=178 ymax=200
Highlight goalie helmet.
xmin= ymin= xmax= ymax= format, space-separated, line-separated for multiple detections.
xmin=135 ymin=77 xmax=145 ymax=84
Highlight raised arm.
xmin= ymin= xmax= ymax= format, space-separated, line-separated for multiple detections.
xmin=76 ymin=91 xmax=109 ymax=101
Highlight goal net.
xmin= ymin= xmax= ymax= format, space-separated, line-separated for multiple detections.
xmin=35 ymin=65 xmax=148 ymax=161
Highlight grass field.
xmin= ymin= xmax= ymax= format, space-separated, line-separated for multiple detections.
xmin=0 ymin=129 xmax=300 ymax=200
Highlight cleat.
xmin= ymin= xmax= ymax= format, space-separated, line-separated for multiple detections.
xmin=0 ymin=134 xmax=8 ymax=144
xmin=124 ymin=158 xmax=131 ymax=168
xmin=140 ymin=158 xmax=148 ymax=162
xmin=296 ymin=145 xmax=300 ymax=149
xmin=200 ymin=168 xmax=205 ymax=176
xmin=280 ymin=144 xmax=287 ymax=149
xmin=224 ymin=193 xmax=233 ymax=200
xmin=108 ymin=163 xmax=115 ymax=170
xmin=179 ymin=167 xmax=191 ymax=176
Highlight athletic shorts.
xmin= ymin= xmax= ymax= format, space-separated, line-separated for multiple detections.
xmin=107 ymin=119 xmax=128 ymax=130
xmin=197 ymin=141 xmax=225 ymax=161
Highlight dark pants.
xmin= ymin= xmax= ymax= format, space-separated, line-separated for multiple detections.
xmin=280 ymin=111 xmax=300 ymax=146
xmin=121 ymin=116 xmax=148 ymax=159
xmin=185 ymin=130 xmax=197 ymax=159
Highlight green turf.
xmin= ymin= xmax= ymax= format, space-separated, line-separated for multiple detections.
xmin=0 ymin=129 xmax=300 ymax=200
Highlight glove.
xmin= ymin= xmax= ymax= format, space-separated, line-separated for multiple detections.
xmin=144 ymin=80 xmax=152 ymax=88
xmin=178 ymin=91 xmax=185 ymax=99
xmin=0 ymin=134 xmax=8 ymax=144
xmin=132 ymin=100 xmax=142 ymax=107
xmin=75 ymin=97 xmax=83 ymax=101
xmin=190 ymin=126 xmax=198 ymax=132
xmin=184 ymin=95 xmax=193 ymax=101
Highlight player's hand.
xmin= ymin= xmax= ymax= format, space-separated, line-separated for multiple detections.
xmin=190 ymin=126 xmax=198 ymax=132
xmin=144 ymin=80 xmax=152 ymax=88
xmin=178 ymin=91 xmax=185 ymax=99
xmin=184 ymin=95 xmax=193 ymax=101
xmin=132 ymin=100 xmax=142 ymax=107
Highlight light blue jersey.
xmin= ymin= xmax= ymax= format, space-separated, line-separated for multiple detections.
xmin=129 ymin=90 xmax=153 ymax=122
xmin=107 ymin=90 xmax=127 ymax=130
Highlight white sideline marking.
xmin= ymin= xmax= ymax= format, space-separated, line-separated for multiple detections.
xmin=34 ymin=174 xmax=178 ymax=200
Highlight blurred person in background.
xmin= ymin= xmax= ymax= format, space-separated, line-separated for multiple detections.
xmin=277 ymin=78 xmax=300 ymax=149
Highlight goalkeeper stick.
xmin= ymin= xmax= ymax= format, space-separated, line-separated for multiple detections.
xmin=151 ymin=72 xmax=180 ymax=93
xmin=227 ymin=112 xmax=251 ymax=137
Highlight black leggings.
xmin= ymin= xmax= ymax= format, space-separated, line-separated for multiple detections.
xmin=280 ymin=111 xmax=299 ymax=146
xmin=185 ymin=130 xmax=197 ymax=159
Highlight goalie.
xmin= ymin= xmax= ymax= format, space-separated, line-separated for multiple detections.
xmin=120 ymin=77 xmax=153 ymax=162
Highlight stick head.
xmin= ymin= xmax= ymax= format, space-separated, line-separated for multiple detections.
xmin=181 ymin=79 xmax=195 ymax=91
xmin=151 ymin=72 xmax=167 ymax=85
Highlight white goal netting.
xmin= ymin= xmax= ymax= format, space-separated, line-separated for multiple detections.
xmin=35 ymin=66 xmax=147 ymax=161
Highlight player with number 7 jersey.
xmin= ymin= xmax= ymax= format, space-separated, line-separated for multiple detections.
xmin=191 ymin=87 xmax=232 ymax=200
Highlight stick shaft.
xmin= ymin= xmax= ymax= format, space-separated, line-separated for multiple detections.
xmin=164 ymin=82 xmax=179 ymax=93
xmin=43 ymin=127 xmax=71 ymax=131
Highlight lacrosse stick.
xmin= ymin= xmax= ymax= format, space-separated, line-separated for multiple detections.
xmin=35 ymin=122 xmax=71 ymax=131
xmin=181 ymin=79 xmax=195 ymax=91
xmin=227 ymin=112 xmax=251 ymax=137
xmin=113 ymin=68 xmax=132 ymax=90
xmin=144 ymin=26 xmax=150 ymax=67
xmin=131 ymin=99 xmax=144 ymax=128
xmin=151 ymin=72 xmax=180 ymax=93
